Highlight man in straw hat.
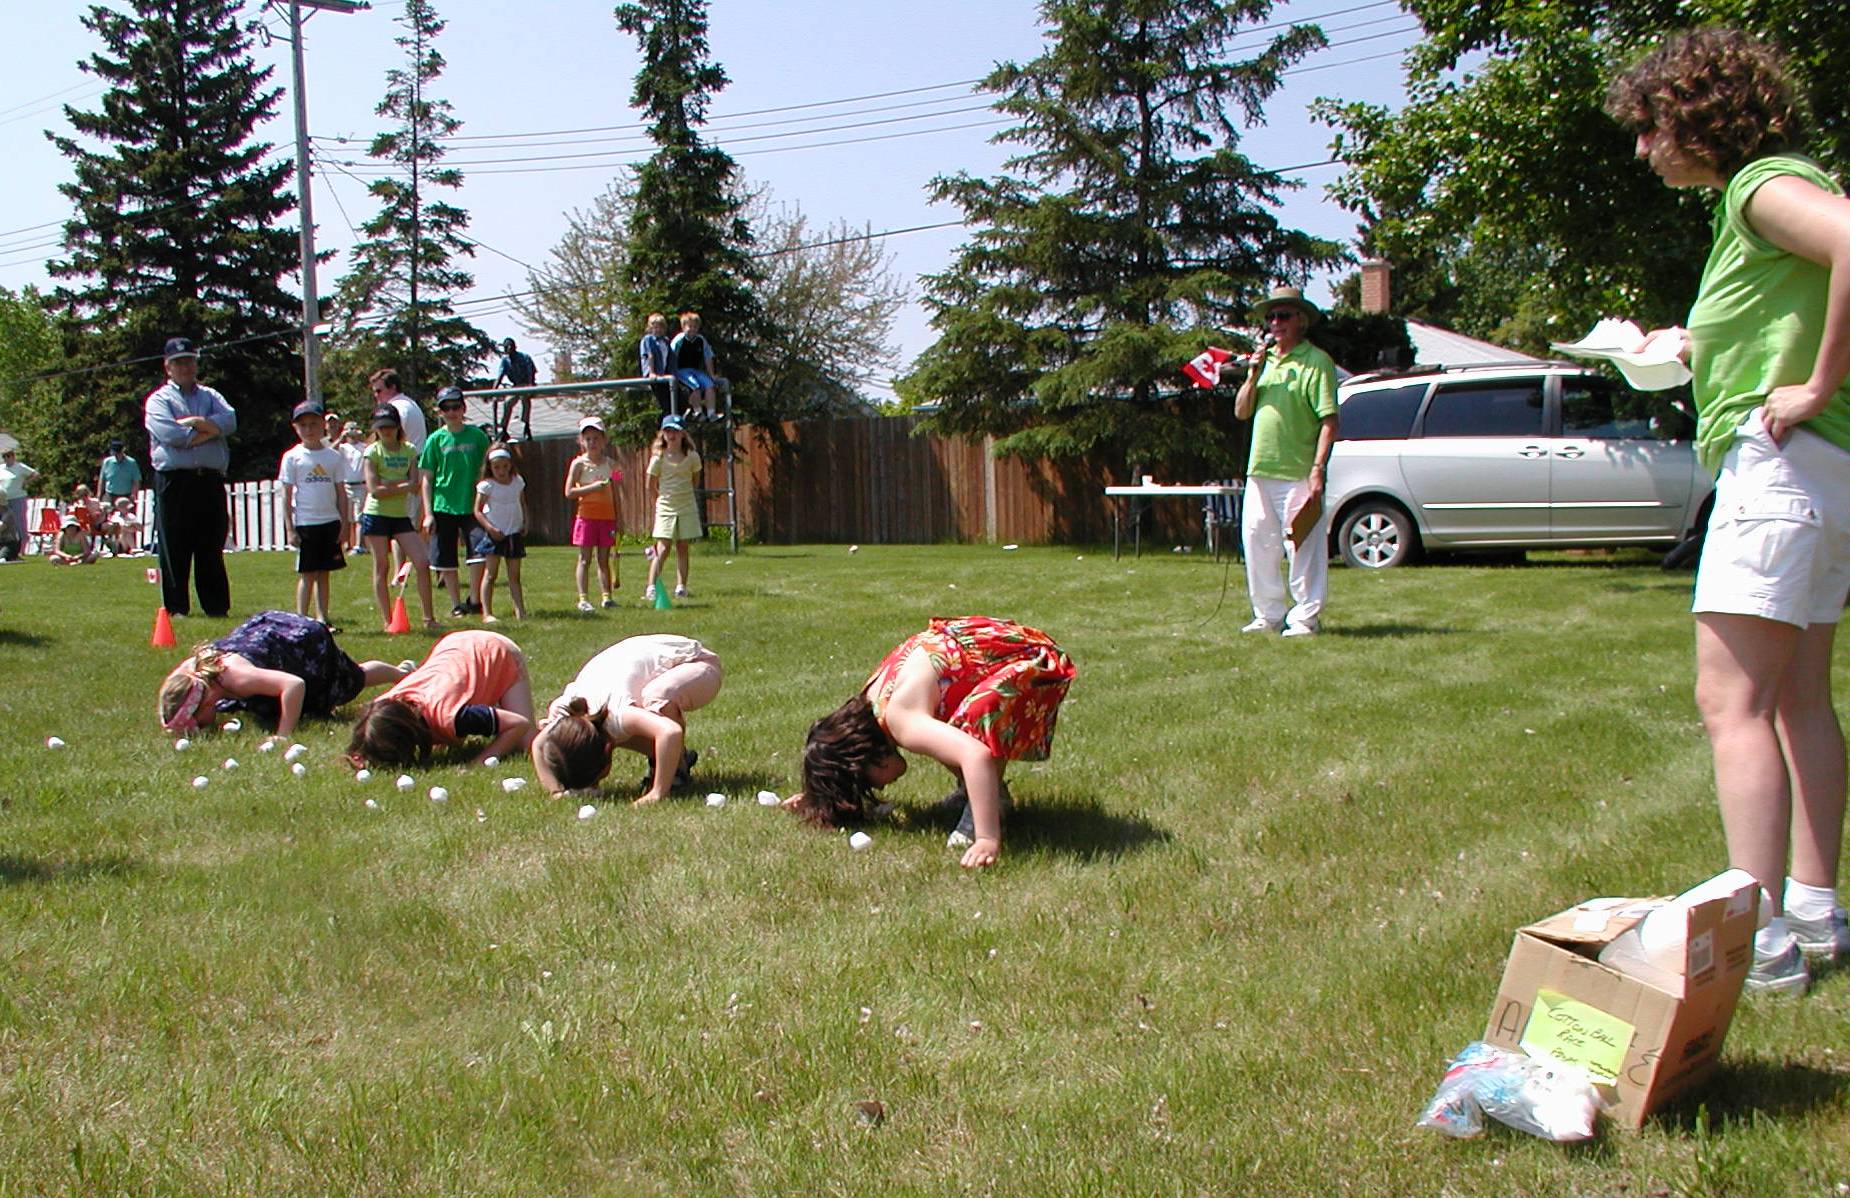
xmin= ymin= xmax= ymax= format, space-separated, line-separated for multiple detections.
xmin=1231 ymin=286 xmax=1339 ymax=637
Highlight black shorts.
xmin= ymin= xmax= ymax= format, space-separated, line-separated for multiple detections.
xmin=295 ymin=521 xmax=346 ymax=574
xmin=468 ymin=528 xmax=526 ymax=563
xmin=361 ymin=512 xmax=414 ymax=539
xmin=431 ymin=510 xmax=473 ymax=570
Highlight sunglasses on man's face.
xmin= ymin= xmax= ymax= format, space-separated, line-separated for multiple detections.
xmin=1266 ymin=311 xmax=1299 ymax=323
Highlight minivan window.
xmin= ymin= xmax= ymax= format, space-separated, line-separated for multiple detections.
xmin=1562 ymin=376 xmax=1693 ymax=441
xmin=1337 ymin=383 xmax=1428 ymax=441
xmin=1420 ymin=383 xmax=1545 ymax=437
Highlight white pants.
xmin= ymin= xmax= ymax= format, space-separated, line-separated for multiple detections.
xmin=1242 ymin=474 xmax=1330 ymax=630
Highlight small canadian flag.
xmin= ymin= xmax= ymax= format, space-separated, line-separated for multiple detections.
xmin=1182 ymin=346 xmax=1234 ymax=389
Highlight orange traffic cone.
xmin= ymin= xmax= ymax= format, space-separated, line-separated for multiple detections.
xmin=150 ymin=606 xmax=177 ymax=648
xmin=385 ymin=596 xmax=412 ymax=635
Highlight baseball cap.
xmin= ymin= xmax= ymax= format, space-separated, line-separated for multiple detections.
xmin=577 ymin=416 xmax=605 ymax=434
xmin=660 ymin=414 xmax=684 ymax=432
xmin=291 ymin=400 xmax=325 ymax=422
xmin=108 ymin=438 xmax=124 ymax=452
xmin=436 ymin=386 xmax=466 ymax=409
xmin=62 ymin=515 xmax=80 ymax=530
xmin=163 ymin=337 xmax=199 ymax=360
xmin=370 ymin=404 xmax=402 ymax=428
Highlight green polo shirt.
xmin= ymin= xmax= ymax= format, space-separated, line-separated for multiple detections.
xmin=1246 ymin=341 xmax=1338 ymax=481
xmin=418 ymin=424 xmax=490 ymax=515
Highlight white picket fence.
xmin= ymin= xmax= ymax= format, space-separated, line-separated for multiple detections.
xmin=22 ymin=480 xmax=295 ymax=554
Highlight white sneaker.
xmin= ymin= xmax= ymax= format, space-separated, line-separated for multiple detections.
xmin=1240 ymin=618 xmax=1281 ymax=634
xmin=673 ymin=586 xmax=690 ymax=599
xmin=1788 ymin=907 xmax=1850 ymax=966
xmin=1282 ymin=623 xmax=1319 ymax=638
xmin=643 ymin=584 xmax=657 ymax=602
xmin=576 ymin=598 xmax=594 ymax=613
xmin=1745 ymin=938 xmax=1810 ymax=996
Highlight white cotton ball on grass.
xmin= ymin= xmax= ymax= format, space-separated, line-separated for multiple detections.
xmin=354 ymin=769 xmax=372 ymax=783
xmin=483 ymin=755 xmax=499 ymax=768
xmin=848 ymin=545 xmax=858 ymax=554
xmin=45 ymin=736 xmax=65 ymax=749
xmin=173 ymin=738 xmax=191 ymax=751
xmin=223 ymin=719 xmax=241 ymax=733
xmin=291 ymin=762 xmax=307 ymax=778
xmin=849 ymin=831 xmax=873 ymax=851
xmin=192 ymin=776 xmax=209 ymax=789
xmin=705 ymin=793 xmax=726 ymax=808
xmin=258 ymin=739 xmax=278 ymax=752
xmin=475 ymin=808 xmax=486 ymax=823
xmin=576 ymin=803 xmax=596 ymax=820
xmin=222 ymin=758 xmax=238 ymax=770
xmin=501 ymin=777 xmax=526 ymax=793
xmin=396 ymin=774 xmax=415 ymax=791
xmin=428 ymin=786 xmax=449 ymax=803
xmin=284 ymin=743 xmax=307 ymax=763
xmin=364 ymin=797 xmax=380 ymax=811
xmin=756 ymin=789 xmax=780 ymax=806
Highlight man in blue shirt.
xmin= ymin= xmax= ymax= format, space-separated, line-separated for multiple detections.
xmin=144 ymin=337 xmax=237 ymax=617
xmin=96 ymin=439 xmax=141 ymax=504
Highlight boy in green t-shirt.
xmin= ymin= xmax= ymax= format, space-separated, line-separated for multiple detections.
xmin=419 ymin=386 xmax=491 ymax=616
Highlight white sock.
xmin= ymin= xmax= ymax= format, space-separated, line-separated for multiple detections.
xmin=1784 ymin=879 xmax=1839 ymax=922
xmin=1754 ymin=917 xmax=1791 ymax=956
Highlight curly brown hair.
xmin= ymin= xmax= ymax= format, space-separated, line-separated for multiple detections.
xmin=1606 ymin=28 xmax=1803 ymax=179
xmin=346 ymin=697 xmax=433 ymax=767
xmin=792 ymin=695 xmax=894 ymax=829
xmin=533 ymin=697 xmax=614 ymax=791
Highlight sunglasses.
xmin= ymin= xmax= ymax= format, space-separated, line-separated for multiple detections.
xmin=1265 ymin=310 xmax=1299 ymax=323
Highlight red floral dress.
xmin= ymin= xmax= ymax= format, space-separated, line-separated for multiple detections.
xmin=865 ymin=617 xmax=1075 ymax=760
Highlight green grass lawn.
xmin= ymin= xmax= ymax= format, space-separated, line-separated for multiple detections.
xmin=1 ymin=543 xmax=1845 ymax=1196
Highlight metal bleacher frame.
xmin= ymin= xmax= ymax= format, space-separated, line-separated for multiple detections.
xmin=464 ymin=375 xmax=740 ymax=554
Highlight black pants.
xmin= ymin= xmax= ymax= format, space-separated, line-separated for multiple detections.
xmin=154 ymin=468 xmax=231 ymax=616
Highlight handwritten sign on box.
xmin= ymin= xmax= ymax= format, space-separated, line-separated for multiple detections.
xmin=1521 ymin=988 xmax=1634 ymax=1083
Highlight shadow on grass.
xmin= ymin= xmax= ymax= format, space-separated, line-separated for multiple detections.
xmin=1651 ymin=1058 xmax=1850 ymax=1129
xmin=0 ymin=854 xmax=139 ymax=886
xmin=1326 ymin=623 xmax=1461 ymax=639
xmin=680 ymin=767 xmax=785 ymax=796
xmin=903 ymin=793 xmax=1169 ymax=862
xmin=0 ymin=628 xmax=51 ymax=648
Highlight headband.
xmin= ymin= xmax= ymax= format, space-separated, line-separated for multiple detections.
xmin=163 ymin=676 xmax=208 ymax=733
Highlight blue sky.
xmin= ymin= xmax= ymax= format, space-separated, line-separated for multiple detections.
xmin=1 ymin=1 xmax=1420 ymax=396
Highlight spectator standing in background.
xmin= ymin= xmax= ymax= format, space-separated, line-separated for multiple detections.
xmin=144 ymin=336 xmax=236 ymax=617
xmin=96 ymin=439 xmax=141 ymax=507
xmin=0 ymin=446 xmax=40 ymax=552
xmin=494 ymin=338 xmax=538 ymax=440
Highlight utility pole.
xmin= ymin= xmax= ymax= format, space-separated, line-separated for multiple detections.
xmin=284 ymin=0 xmax=367 ymax=408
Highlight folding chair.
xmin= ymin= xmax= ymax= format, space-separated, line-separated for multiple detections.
xmin=31 ymin=505 xmax=61 ymax=556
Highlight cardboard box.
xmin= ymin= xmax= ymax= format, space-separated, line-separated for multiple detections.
xmin=1483 ymin=885 xmax=1757 ymax=1128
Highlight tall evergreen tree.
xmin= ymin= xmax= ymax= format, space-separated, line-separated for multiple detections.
xmin=613 ymin=0 xmax=765 ymax=430
xmin=48 ymin=0 xmax=301 ymax=479
xmin=327 ymin=0 xmax=489 ymax=399
xmin=897 ymin=0 xmax=1342 ymax=474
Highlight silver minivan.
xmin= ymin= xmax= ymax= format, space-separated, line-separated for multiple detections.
xmin=1325 ymin=363 xmax=1714 ymax=568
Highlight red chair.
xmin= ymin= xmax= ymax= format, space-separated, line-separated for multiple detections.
xmin=31 ymin=506 xmax=61 ymax=556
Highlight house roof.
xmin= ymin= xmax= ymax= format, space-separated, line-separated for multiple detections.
xmin=1406 ymin=319 xmax=1542 ymax=367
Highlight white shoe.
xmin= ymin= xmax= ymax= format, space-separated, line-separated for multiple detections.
xmin=673 ymin=586 xmax=689 ymax=599
xmin=1282 ymin=623 xmax=1319 ymax=638
xmin=643 ymin=584 xmax=657 ymax=602
xmin=1240 ymin=618 xmax=1281 ymax=634
xmin=576 ymin=598 xmax=594 ymax=613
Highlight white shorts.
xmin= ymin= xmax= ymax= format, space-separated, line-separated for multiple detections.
xmin=1693 ymin=411 xmax=1850 ymax=627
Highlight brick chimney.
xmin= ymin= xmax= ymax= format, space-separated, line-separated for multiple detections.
xmin=1359 ymin=258 xmax=1391 ymax=315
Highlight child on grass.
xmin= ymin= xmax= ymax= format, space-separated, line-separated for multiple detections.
xmin=529 ymin=635 xmax=722 ymax=802
xmin=642 ymin=414 xmax=701 ymax=603
xmin=46 ymin=516 xmax=97 ymax=565
xmin=158 ymin=610 xmax=409 ymax=739
xmin=362 ymin=404 xmax=438 ymax=632
xmin=470 ymin=443 xmax=527 ymax=623
xmin=787 ymin=617 xmax=1076 ymax=870
xmin=278 ymin=401 xmax=349 ymax=625
xmin=419 ymin=386 xmax=491 ymax=618
xmin=346 ymin=629 xmax=534 ymax=768
xmin=565 ymin=416 xmax=621 ymax=611
xmin=106 ymin=497 xmax=141 ymax=555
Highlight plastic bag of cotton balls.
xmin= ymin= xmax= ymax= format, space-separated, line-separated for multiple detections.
xmin=501 ymin=777 xmax=527 ymax=793
xmin=291 ymin=762 xmax=308 ymax=778
xmin=354 ymin=769 xmax=372 ymax=783
xmin=284 ymin=743 xmax=307 ymax=763
xmin=849 ymin=831 xmax=873 ymax=851
xmin=756 ymin=789 xmax=781 ymax=807
xmin=396 ymin=774 xmax=415 ymax=792
xmin=576 ymin=803 xmax=597 ymax=820
xmin=428 ymin=786 xmax=449 ymax=804
xmin=45 ymin=736 xmax=66 ymax=749
xmin=192 ymin=775 xmax=210 ymax=789
xmin=173 ymin=738 xmax=191 ymax=751
xmin=705 ymin=793 xmax=727 ymax=808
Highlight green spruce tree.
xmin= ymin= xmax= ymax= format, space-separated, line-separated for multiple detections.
xmin=48 ymin=0 xmax=300 ymax=481
xmin=897 ymin=0 xmax=1343 ymax=475
xmin=327 ymin=0 xmax=489 ymax=401
xmin=613 ymin=0 xmax=764 ymax=438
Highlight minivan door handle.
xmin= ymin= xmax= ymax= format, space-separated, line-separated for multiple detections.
xmin=1518 ymin=445 xmax=1547 ymax=459
xmin=1555 ymin=445 xmax=1585 ymax=459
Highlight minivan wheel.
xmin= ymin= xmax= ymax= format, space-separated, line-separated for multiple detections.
xmin=1338 ymin=502 xmax=1417 ymax=569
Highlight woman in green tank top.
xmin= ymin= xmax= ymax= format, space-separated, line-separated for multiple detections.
xmin=1609 ymin=29 xmax=1850 ymax=995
